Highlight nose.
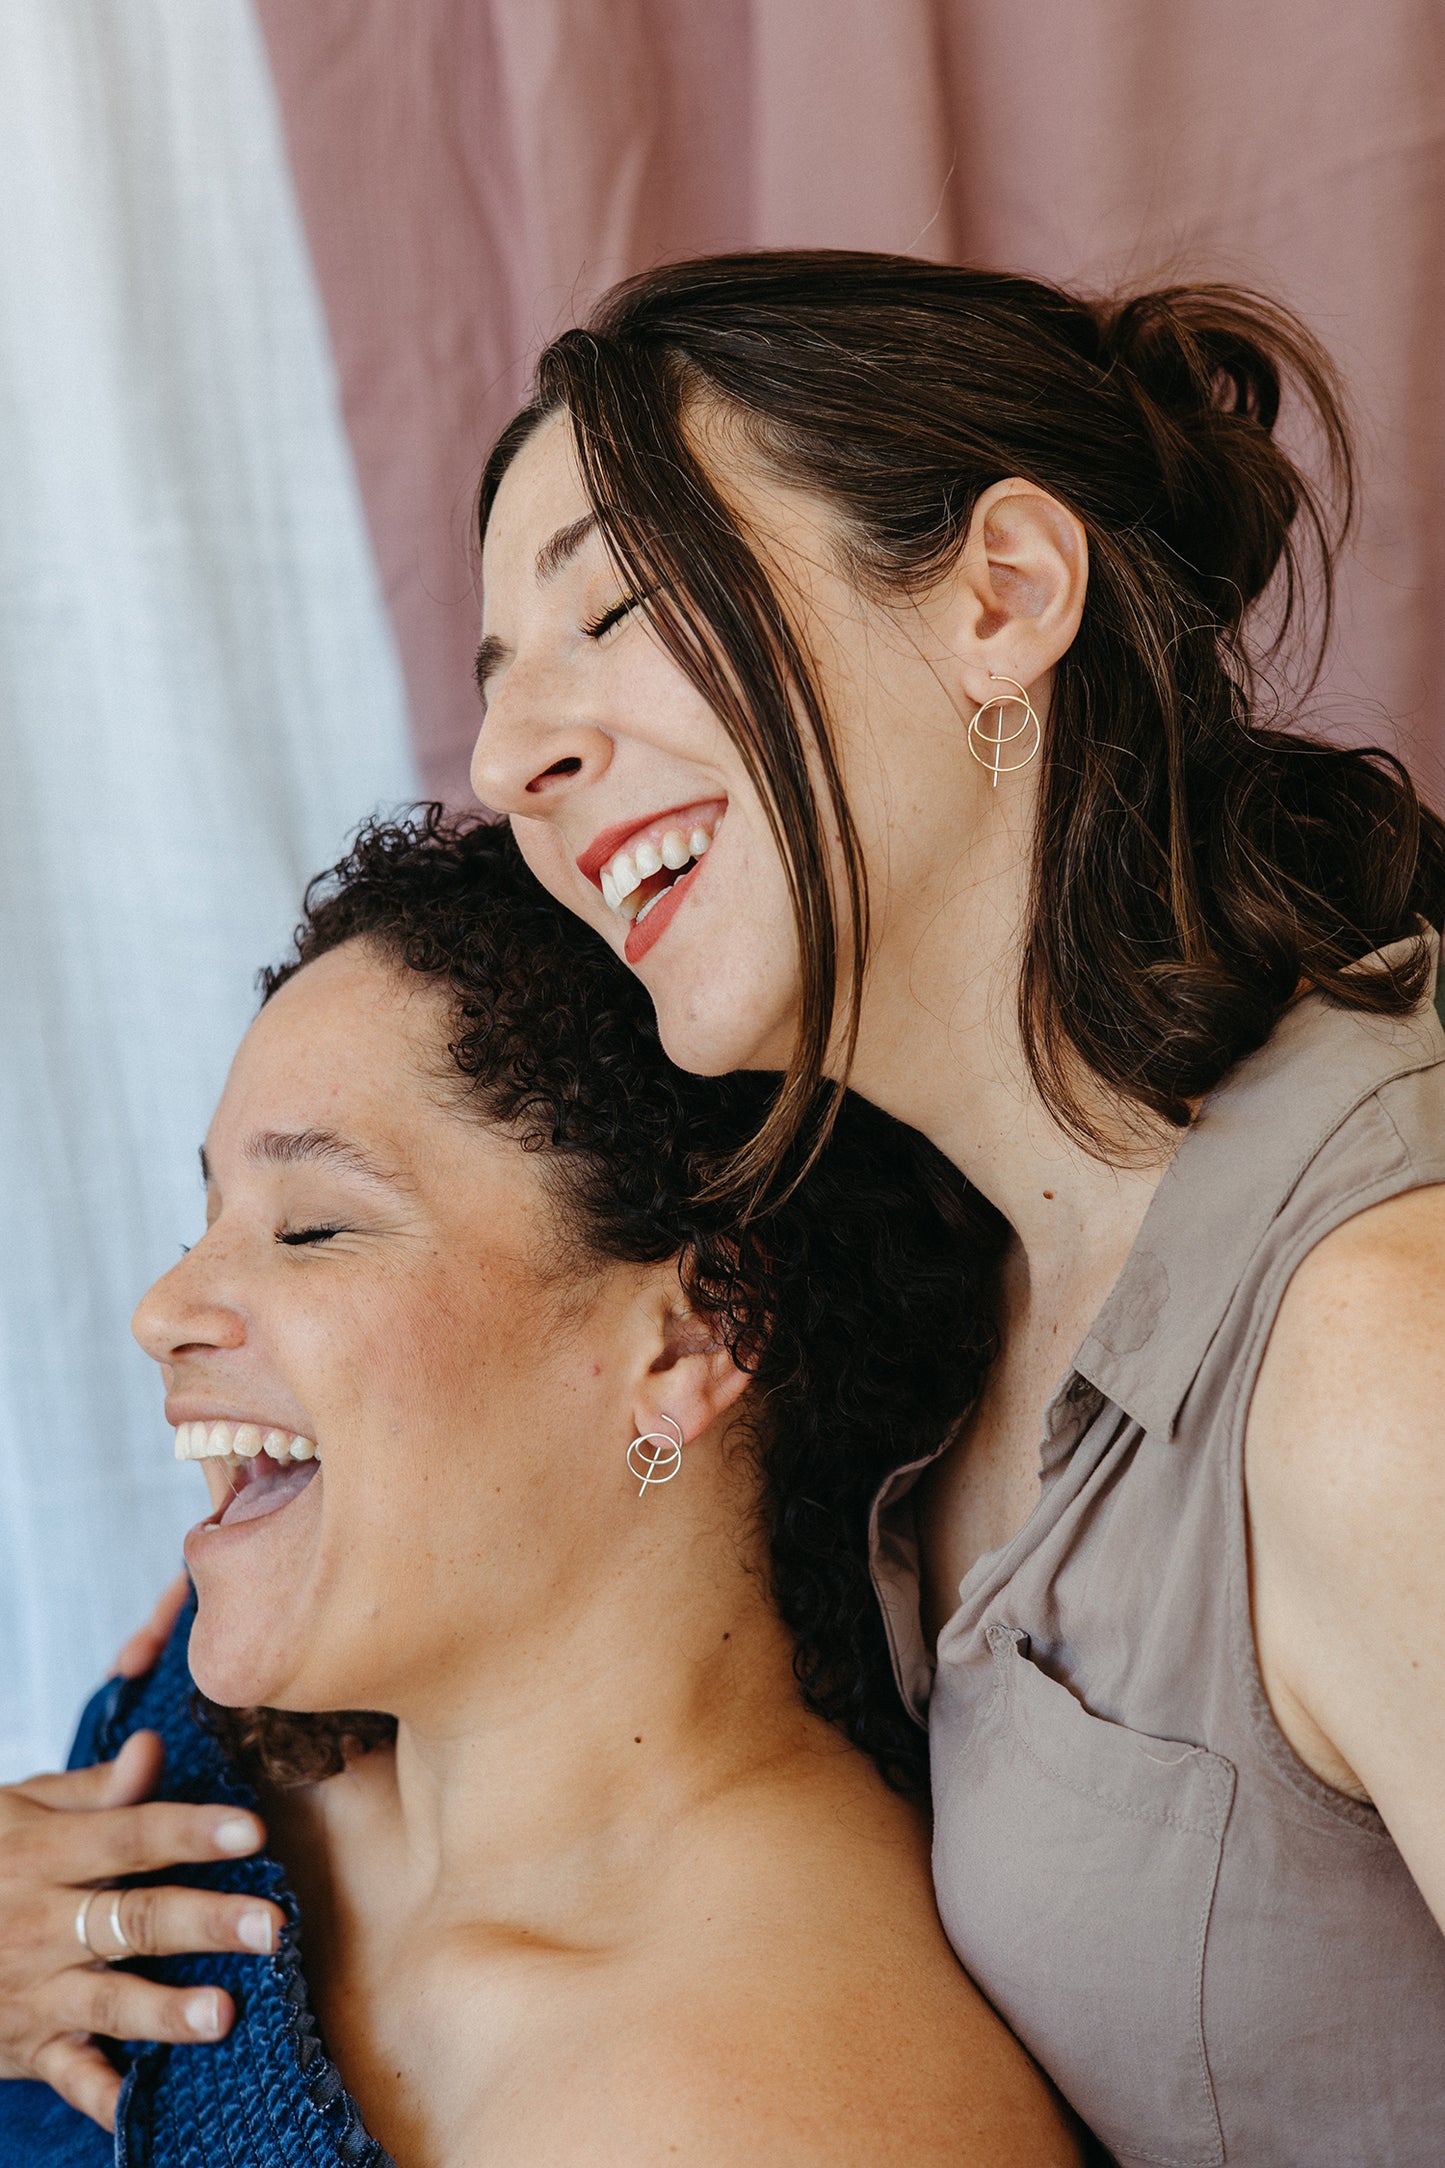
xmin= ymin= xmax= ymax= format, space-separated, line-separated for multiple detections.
xmin=132 ymin=1244 xmax=246 ymax=1367
xmin=468 ymin=680 xmax=615 ymax=818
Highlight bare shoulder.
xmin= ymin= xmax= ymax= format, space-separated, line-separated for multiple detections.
xmin=1246 ymin=1182 xmax=1445 ymax=1825
xmin=543 ymin=1761 xmax=1079 ymax=2168
xmin=538 ymin=2022 xmax=1077 ymax=2168
xmin=1272 ymin=1180 xmax=1445 ymax=1320
xmin=530 ymin=1935 xmax=1077 ymax=2168
xmin=1249 ymin=1182 xmax=1445 ymax=1497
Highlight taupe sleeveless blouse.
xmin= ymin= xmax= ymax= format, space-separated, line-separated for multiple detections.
xmin=871 ymin=954 xmax=1445 ymax=2166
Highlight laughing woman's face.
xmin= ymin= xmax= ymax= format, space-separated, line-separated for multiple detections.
xmin=131 ymin=939 xmax=681 ymax=1723
xmin=470 ymin=410 xmax=1048 ymax=1103
xmin=471 ymin=413 xmax=806 ymax=1082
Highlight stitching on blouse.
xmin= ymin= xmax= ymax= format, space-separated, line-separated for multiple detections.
xmin=994 ymin=1640 xmax=1233 ymax=1843
xmin=986 ymin=1641 xmax=1230 ymax=2168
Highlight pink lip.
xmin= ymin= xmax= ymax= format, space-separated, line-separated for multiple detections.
xmin=624 ymin=853 xmax=708 ymax=965
xmin=576 ymin=800 xmax=725 ymax=889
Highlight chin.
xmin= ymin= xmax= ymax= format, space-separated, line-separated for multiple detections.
xmin=187 ymin=1640 xmax=278 ymax=1713
xmin=186 ymin=1588 xmax=307 ymax=1711
xmin=651 ymin=963 xmax=798 ymax=1078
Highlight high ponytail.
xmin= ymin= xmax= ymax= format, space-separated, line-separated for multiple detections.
xmin=480 ymin=250 xmax=1445 ymax=1188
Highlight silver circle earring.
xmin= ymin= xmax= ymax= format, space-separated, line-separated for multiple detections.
xmin=626 ymin=1414 xmax=684 ymax=1496
xmin=966 ymin=673 xmax=1041 ymax=787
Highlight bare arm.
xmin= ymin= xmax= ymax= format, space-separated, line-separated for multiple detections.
xmin=1246 ymin=1184 xmax=1445 ymax=1925
xmin=0 ymin=1577 xmax=283 ymax=2130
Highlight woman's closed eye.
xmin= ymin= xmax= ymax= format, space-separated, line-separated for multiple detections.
xmin=277 ymin=1223 xmax=349 ymax=1248
xmin=583 ymin=594 xmax=642 ymax=641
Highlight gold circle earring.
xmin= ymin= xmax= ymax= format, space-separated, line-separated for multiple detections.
xmin=966 ymin=674 xmax=1041 ymax=787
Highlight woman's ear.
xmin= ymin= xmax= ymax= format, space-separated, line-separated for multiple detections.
xmin=942 ymin=477 xmax=1089 ymax=699
xmin=632 ymin=1290 xmax=751 ymax=1452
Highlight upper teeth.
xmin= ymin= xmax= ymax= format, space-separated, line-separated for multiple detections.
xmin=174 ymin=1420 xmax=318 ymax=1464
xmin=600 ymin=819 xmax=716 ymax=919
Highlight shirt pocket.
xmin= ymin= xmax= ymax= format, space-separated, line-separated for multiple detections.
xmin=933 ymin=1625 xmax=1235 ymax=2168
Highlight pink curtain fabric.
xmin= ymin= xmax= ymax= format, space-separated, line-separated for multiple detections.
xmin=257 ymin=0 xmax=1445 ymax=809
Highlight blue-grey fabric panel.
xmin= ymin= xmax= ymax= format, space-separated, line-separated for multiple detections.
xmin=0 ymin=0 xmax=417 ymax=1776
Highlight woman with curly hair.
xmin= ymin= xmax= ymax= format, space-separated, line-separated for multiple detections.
xmin=0 ymin=814 xmax=1074 ymax=2166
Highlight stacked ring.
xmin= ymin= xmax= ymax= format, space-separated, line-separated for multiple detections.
xmin=74 ymin=1887 xmax=133 ymax=1962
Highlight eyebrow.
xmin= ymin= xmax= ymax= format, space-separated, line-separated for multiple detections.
xmin=535 ymin=512 xmax=597 ymax=582
xmin=474 ymin=633 xmax=506 ymax=698
xmin=198 ymin=1130 xmax=405 ymax=1188
xmin=474 ymin=513 xmax=601 ymax=699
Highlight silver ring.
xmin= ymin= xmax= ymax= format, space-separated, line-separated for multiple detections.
xmin=106 ymin=1889 xmax=133 ymax=1955
xmin=74 ymin=1886 xmax=131 ymax=1961
xmin=74 ymin=1890 xmax=97 ymax=1953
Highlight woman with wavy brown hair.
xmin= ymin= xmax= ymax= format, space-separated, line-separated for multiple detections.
xmin=460 ymin=252 xmax=1445 ymax=2163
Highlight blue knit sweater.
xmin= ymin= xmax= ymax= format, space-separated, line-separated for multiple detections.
xmin=0 ymin=1598 xmax=390 ymax=2166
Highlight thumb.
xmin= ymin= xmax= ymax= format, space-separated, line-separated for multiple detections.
xmin=96 ymin=1728 xmax=165 ymax=1805
xmin=13 ymin=1730 xmax=164 ymax=1812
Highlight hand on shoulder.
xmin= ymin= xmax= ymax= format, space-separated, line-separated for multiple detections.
xmin=1246 ymin=1183 xmax=1445 ymax=1923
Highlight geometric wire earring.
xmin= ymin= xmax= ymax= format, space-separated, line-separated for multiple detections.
xmin=965 ymin=672 xmax=1042 ymax=788
xmin=626 ymin=1413 xmax=685 ymax=1496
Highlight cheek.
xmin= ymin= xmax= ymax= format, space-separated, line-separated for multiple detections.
xmin=508 ymin=810 xmax=567 ymax=896
xmin=510 ymin=814 xmax=616 ymax=942
xmin=318 ymin=1260 xmax=569 ymax=1553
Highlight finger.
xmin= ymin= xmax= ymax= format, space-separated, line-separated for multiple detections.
xmin=94 ymin=1730 xmax=165 ymax=1807
xmin=31 ymin=2034 xmax=123 ymax=2134
xmin=111 ymin=1573 xmax=190 ymax=1679
xmin=13 ymin=1732 xmax=164 ymax=1812
xmin=28 ymin=1799 xmax=265 ymax=1884
xmin=97 ymin=1882 xmax=281 ymax=1961
xmin=59 ymin=1969 xmax=236 ymax=2053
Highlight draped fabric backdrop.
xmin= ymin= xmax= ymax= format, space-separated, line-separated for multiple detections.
xmin=2 ymin=0 xmax=1442 ymax=1774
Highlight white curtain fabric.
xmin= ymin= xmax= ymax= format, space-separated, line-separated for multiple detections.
xmin=0 ymin=2 xmax=417 ymax=1776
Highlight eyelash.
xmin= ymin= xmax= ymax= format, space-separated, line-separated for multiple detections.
xmin=583 ymin=594 xmax=642 ymax=641
xmin=278 ymin=1225 xmax=346 ymax=1248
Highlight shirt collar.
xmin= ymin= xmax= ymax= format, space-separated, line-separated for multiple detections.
xmin=1073 ymin=934 xmax=1444 ymax=1441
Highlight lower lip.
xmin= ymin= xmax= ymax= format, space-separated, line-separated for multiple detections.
xmin=623 ymin=854 xmax=707 ymax=966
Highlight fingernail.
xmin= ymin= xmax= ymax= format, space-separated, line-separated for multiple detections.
xmin=238 ymin=1907 xmax=274 ymax=1954
xmin=214 ymin=1817 xmax=257 ymax=1854
xmin=185 ymin=1990 xmax=223 ymax=2039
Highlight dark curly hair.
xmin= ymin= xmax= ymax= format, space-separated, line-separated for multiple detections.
xmin=203 ymin=810 xmax=1002 ymax=1794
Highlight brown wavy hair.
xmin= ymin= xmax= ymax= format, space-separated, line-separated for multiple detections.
xmin=478 ymin=250 xmax=1445 ymax=1196
xmin=203 ymin=812 xmax=1002 ymax=1795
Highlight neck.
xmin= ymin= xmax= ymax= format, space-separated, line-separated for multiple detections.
xmin=323 ymin=1497 xmax=827 ymax=1947
xmin=853 ymin=778 xmax=1177 ymax=1315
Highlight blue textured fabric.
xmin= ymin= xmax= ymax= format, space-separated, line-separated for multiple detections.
xmin=0 ymin=2084 xmax=113 ymax=2166
xmin=0 ymin=1599 xmax=391 ymax=2167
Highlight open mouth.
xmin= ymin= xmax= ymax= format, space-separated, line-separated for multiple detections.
xmin=580 ymin=800 xmax=726 ymax=935
xmin=176 ymin=1419 xmax=321 ymax=1528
